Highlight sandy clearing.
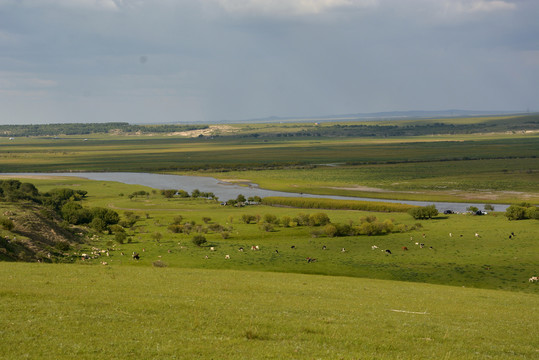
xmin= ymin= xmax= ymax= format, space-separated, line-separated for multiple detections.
xmin=169 ymin=125 xmax=239 ymax=137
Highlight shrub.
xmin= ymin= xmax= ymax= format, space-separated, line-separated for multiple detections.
xmin=309 ymin=212 xmax=330 ymax=226
xmin=280 ymin=216 xmax=292 ymax=227
xmin=152 ymin=260 xmax=167 ymax=268
xmin=241 ymin=214 xmax=258 ymax=224
xmin=259 ymin=223 xmax=274 ymax=232
xmin=168 ymin=224 xmax=183 ymax=233
xmin=0 ymin=217 xmax=14 ymax=231
xmin=263 ymin=214 xmax=279 ymax=225
xmin=505 ymin=204 xmax=538 ymax=220
xmin=115 ymin=232 xmax=127 ymax=244
xmin=192 ymin=235 xmax=207 ymax=247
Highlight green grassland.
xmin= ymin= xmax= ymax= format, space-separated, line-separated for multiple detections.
xmin=1 ymin=263 xmax=538 ymax=359
xmin=1 ymin=115 xmax=538 ymax=359
xmin=3 ymin=177 xmax=537 ymax=294
xmin=1 ymin=176 xmax=538 ymax=359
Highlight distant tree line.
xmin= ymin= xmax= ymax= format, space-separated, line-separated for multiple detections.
xmin=0 ymin=122 xmax=208 ymax=137
xmin=234 ymin=114 xmax=539 ymax=139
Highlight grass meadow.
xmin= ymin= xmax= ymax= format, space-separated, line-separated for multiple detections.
xmin=5 ymin=177 xmax=537 ymax=294
xmin=1 ymin=263 xmax=538 ymax=359
xmin=0 ymin=128 xmax=537 ymax=203
xmin=0 ymin=115 xmax=538 ymax=359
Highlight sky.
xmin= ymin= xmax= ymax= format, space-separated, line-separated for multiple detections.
xmin=0 ymin=0 xmax=538 ymax=124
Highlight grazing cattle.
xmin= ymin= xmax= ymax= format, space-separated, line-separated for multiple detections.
xmin=341 ymin=248 xmax=346 ymax=252
xmin=291 ymin=245 xmax=296 ymax=249
xmin=142 ymin=248 xmax=146 ymax=252
xmin=120 ymin=252 xmax=124 ymax=256
xmin=419 ymin=243 xmax=425 ymax=248
xmin=101 ymin=261 xmax=108 ymax=266
xmin=132 ymin=252 xmax=140 ymax=260
xmin=204 ymin=255 xmax=208 ymax=259
xmin=371 ymin=245 xmax=378 ymax=250
xmin=275 ymin=249 xmax=279 ymax=254
xmin=449 ymin=233 xmax=452 ymax=237
xmin=167 ymin=249 xmax=172 ymax=253
xmin=385 ymin=249 xmax=392 ymax=255
xmin=402 ymin=246 xmax=408 ymax=251
xmin=251 ymin=245 xmax=260 ymax=251
xmin=210 ymin=247 xmax=215 ymax=251
xmin=529 ymin=276 xmax=538 ymax=283
xmin=475 ymin=233 xmax=480 ymax=238
xmin=322 ymin=245 xmax=327 ymax=250
xmin=238 ymin=247 xmax=244 ymax=252
xmin=225 ymin=254 xmax=230 ymax=259
xmin=306 ymin=257 xmax=316 ymax=263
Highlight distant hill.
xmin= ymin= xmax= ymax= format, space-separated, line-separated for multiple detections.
xmin=219 ymin=110 xmax=527 ymax=123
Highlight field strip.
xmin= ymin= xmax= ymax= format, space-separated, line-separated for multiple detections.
xmin=107 ymin=203 xmax=195 ymax=211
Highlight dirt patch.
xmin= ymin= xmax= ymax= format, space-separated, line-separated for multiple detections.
xmin=169 ymin=125 xmax=239 ymax=137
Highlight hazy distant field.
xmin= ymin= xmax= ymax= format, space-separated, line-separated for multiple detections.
xmin=0 ymin=117 xmax=538 ymax=203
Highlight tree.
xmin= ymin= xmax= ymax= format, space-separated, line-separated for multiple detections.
xmin=236 ymin=194 xmax=246 ymax=203
xmin=162 ymin=189 xmax=176 ymax=198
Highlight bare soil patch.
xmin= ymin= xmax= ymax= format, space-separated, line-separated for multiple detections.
xmin=170 ymin=125 xmax=239 ymax=137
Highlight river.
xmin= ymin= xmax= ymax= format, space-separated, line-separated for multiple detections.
xmin=4 ymin=172 xmax=509 ymax=213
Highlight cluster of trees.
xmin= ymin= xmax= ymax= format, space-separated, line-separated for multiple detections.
xmin=60 ymin=202 xmax=120 ymax=232
xmin=0 ymin=179 xmax=130 ymax=240
xmin=223 ymin=194 xmax=262 ymax=206
xmin=161 ymin=189 xmax=218 ymax=200
xmin=0 ymin=122 xmax=208 ymax=137
xmin=239 ymin=211 xmax=412 ymax=236
xmin=167 ymin=215 xmax=231 ymax=239
xmin=0 ymin=180 xmax=88 ymax=210
xmin=505 ymin=203 xmax=539 ymax=220
xmin=235 ymin=115 xmax=539 ymax=139
xmin=408 ymin=205 xmax=438 ymax=220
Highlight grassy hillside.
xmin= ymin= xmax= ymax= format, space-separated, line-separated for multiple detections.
xmin=1 ymin=263 xmax=538 ymax=359
xmin=2 ymin=176 xmax=536 ymax=294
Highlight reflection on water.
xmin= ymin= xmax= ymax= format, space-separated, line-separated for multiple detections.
xmin=4 ymin=172 xmax=509 ymax=213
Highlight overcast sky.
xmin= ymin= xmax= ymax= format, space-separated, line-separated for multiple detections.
xmin=0 ymin=0 xmax=538 ymax=124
